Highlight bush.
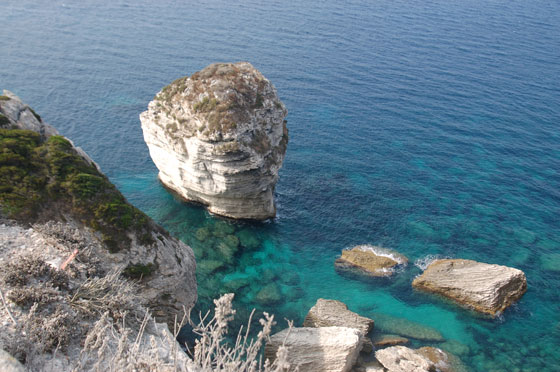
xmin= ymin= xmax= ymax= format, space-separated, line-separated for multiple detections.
xmin=123 ymin=263 xmax=156 ymax=280
xmin=0 ymin=128 xmax=154 ymax=251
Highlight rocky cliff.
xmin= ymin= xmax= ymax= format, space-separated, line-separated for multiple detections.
xmin=0 ymin=90 xmax=197 ymax=323
xmin=140 ymin=62 xmax=288 ymax=220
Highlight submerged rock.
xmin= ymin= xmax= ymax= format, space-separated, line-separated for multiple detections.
xmin=372 ymin=334 xmax=409 ymax=347
xmin=335 ymin=245 xmax=407 ymax=277
xmin=255 ymin=283 xmax=282 ymax=305
xmin=303 ymin=298 xmax=374 ymax=336
xmin=265 ymin=327 xmax=363 ymax=372
xmin=372 ymin=313 xmax=443 ymax=342
xmin=412 ymin=259 xmax=527 ymax=316
xmin=140 ymin=62 xmax=288 ymax=220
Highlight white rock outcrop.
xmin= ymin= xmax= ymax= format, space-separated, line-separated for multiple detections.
xmin=303 ymin=299 xmax=374 ymax=336
xmin=265 ymin=327 xmax=363 ymax=372
xmin=0 ymin=90 xmax=99 ymax=170
xmin=140 ymin=62 xmax=288 ymax=220
xmin=412 ymin=259 xmax=527 ymax=316
xmin=375 ymin=346 xmax=444 ymax=372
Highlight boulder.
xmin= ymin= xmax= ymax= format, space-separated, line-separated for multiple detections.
xmin=372 ymin=334 xmax=409 ymax=347
xmin=0 ymin=350 xmax=25 ymax=372
xmin=375 ymin=346 xmax=434 ymax=372
xmin=376 ymin=346 xmax=465 ymax=372
xmin=265 ymin=327 xmax=363 ymax=372
xmin=335 ymin=245 xmax=407 ymax=277
xmin=412 ymin=259 xmax=527 ymax=316
xmin=304 ymin=299 xmax=374 ymax=336
xmin=140 ymin=62 xmax=288 ymax=220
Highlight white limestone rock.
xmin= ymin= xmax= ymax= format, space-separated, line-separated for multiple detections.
xmin=412 ymin=259 xmax=527 ymax=316
xmin=0 ymin=349 xmax=25 ymax=372
xmin=140 ymin=62 xmax=288 ymax=220
xmin=375 ymin=346 xmax=434 ymax=372
xmin=265 ymin=327 xmax=363 ymax=372
xmin=303 ymin=299 xmax=374 ymax=336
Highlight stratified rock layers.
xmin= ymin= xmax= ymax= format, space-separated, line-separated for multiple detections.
xmin=412 ymin=259 xmax=527 ymax=316
xmin=265 ymin=327 xmax=362 ymax=372
xmin=303 ymin=298 xmax=374 ymax=336
xmin=140 ymin=62 xmax=288 ymax=220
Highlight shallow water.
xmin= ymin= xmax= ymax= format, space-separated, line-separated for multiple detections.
xmin=2 ymin=0 xmax=560 ymax=370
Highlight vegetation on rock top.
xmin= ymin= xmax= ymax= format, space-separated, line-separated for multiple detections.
xmin=153 ymin=62 xmax=279 ymax=138
xmin=0 ymin=128 xmax=155 ymax=251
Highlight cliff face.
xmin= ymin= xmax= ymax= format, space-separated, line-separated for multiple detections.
xmin=140 ymin=62 xmax=288 ymax=220
xmin=0 ymin=91 xmax=197 ymax=323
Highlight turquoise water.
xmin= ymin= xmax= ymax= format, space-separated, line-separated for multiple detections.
xmin=2 ymin=0 xmax=560 ymax=370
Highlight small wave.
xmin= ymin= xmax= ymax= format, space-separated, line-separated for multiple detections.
xmin=352 ymin=244 xmax=408 ymax=265
xmin=414 ymin=254 xmax=449 ymax=270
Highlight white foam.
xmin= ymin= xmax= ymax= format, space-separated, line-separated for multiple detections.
xmin=351 ymin=244 xmax=408 ymax=265
xmin=414 ymin=254 xmax=449 ymax=271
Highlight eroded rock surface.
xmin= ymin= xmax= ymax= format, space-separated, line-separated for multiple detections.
xmin=303 ymin=299 xmax=374 ymax=336
xmin=265 ymin=327 xmax=362 ymax=372
xmin=0 ymin=349 xmax=25 ymax=372
xmin=375 ymin=346 xmax=454 ymax=372
xmin=140 ymin=62 xmax=288 ymax=220
xmin=335 ymin=245 xmax=407 ymax=277
xmin=412 ymin=259 xmax=527 ymax=316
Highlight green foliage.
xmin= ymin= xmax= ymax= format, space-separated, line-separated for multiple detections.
xmin=193 ymin=96 xmax=218 ymax=112
xmin=29 ymin=108 xmax=41 ymax=122
xmin=0 ymin=95 xmax=11 ymax=101
xmin=254 ymin=92 xmax=263 ymax=108
xmin=0 ymin=128 xmax=154 ymax=251
xmin=123 ymin=263 xmax=156 ymax=279
xmin=0 ymin=113 xmax=10 ymax=126
xmin=67 ymin=173 xmax=106 ymax=199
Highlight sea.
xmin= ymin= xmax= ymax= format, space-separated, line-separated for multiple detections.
xmin=2 ymin=0 xmax=560 ymax=370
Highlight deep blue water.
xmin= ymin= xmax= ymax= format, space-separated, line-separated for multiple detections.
xmin=2 ymin=0 xmax=560 ymax=370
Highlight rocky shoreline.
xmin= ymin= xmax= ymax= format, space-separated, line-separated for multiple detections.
xmin=1 ymin=88 xmax=530 ymax=372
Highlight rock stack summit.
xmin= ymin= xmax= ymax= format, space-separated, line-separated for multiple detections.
xmin=140 ymin=62 xmax=288 ymax=220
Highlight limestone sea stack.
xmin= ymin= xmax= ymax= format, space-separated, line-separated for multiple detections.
xmin=412 ymin=259 xmax=527 ymax=316
xmin=140 ymin=62 xmax=288 ymax=220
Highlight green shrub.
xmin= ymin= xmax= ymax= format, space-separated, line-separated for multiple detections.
xmin=0 ymin=128 xmax=154 ymax=251
xmin=254 ymin=92 xmax=263 ymax=108
xmin=123 ymin=263 xmax=155 ymax=279
xmin=0 ymin=95 xmax=11 ymax=101
xmin=0 ymin=113 xmax=10 ymax=126
xmin=29 ymin=108 xmax=41 ymax=122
